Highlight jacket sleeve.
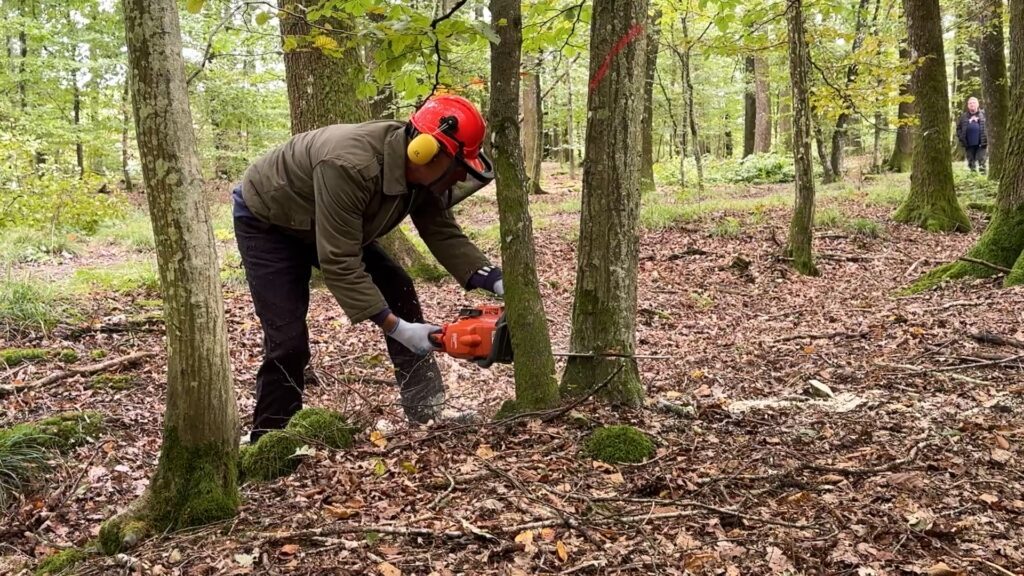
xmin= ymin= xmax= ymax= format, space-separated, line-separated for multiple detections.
xmin=313 ymin=161 xmax=388 ymax=323
xmin=410 ymin=199 xmax=492 ymax=288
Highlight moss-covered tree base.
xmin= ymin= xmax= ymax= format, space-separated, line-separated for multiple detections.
xmin=240 ymin=408 xmax=356 ymax=482
xmin=1007 ymin=251 xmax=1024 ymax=286
xmin=585 ymin=425 xmax=655 ymax=463
xmin=907 ymin=209 xmax=1024 ymax=292
xmin=893 ymin=197 xmax=971 ymax=232
xmin=101 ymin=428 xmax=239 ymax=555
xmin=561 ymin=359 xmax=643 ymax=407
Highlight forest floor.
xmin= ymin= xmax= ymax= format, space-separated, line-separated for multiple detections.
xmin=2 ymin=163 xmax=1022 ymax=575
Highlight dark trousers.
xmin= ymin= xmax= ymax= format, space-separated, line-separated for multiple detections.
xmin=965 ymin=145 xmax=987 ymax=172
xmin=234 ymin=213 xmax=444 ymax=440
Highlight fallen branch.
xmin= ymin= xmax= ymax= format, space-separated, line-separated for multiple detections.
xmin=771 ymin=330 xmax=869 ymax=343
xmin=0 ymin=351 xmax=155 ymax=397
xmin=970 ymin=331 xmax=1024 ymax=350
xmin=891 ymin=354 xmax=1024 ymax=375
xmin=800 ymin=440 xmax=929 ymax=476
xmin=959 ymin=256 xmax=1012 ymax=275
xmin=584 ymin=496 xmax=816 ymax=530
xmin=918 ymin=300 xmax=986 ymax=312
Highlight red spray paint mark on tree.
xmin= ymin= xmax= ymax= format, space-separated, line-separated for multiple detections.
xmin=588 ymin=23 xmax=646 ymax=94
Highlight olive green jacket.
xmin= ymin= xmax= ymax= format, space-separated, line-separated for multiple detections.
xmin=241 ymin=120 xmax=490 ymax=323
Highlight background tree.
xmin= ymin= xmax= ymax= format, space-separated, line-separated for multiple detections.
xmin=893 ymin=0 xmax=970 ymax=232
xmin=743 ymin=56 xmax=756 ymax=157
xmin=561 ymin=0 xmax=648 ymax=406
xmin=753 ymin=56 xmax=772 ymax=153
xmin=887 ymin=45 xmax=914 ymax=173
xmin=489 ymin=0 xmax=560 ymax=414
xmin=913 ymin=0 xmax=1024 ymax=289
xmin=522 ymin=63 xmax=546 ymax=195
xmin=977 ymin=0 xmax=1009 ymax=181
xmin=640 ymin=10 xmax=661 ymax=193
xmin=100 ymin=0 xmax=239 ymax=552
xmin=787 ymin=0 xmax=818 ymax=277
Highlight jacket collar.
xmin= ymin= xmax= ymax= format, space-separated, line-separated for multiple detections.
xmin=383 ymin=125 xmax=410 ymax=196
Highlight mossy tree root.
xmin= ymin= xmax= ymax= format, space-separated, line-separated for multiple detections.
xmin=892 ymin=197 xmax=972 ymax=232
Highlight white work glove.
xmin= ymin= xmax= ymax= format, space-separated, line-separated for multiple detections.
xmin=493 ymin=279 xmax=504 ymax=297
xmin=388 ymin=318 xmax=442 ymax=356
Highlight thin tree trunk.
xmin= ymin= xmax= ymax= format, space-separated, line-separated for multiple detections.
xmin=640 ymin=10 xmax=661 ymax=193
xmin=743 ymin=56 xmax=756 ymax=157
xmin=888 ymin=45 xmax=914 ymax=172
xmin=675 ymin=17 xmax=703 ymax=193
xmin=978 ymin=0 xmax=1009 ymax=181
xmin=73 ymin=68 xmax=84 ymax=178
xmin=101 ymin=0 xmax=239 ymax=553
xmin=895 ymin=0 xmax=971 ymax=232
xmin=567 ymin=58 xmax=576 ymax=180
xmin=121 ymin=70 xmax=133 ymax=193
xmin=787 ymin=0 xmax=819 ymax=276
xmin=489 ymin=0 xmax=559 ymax=413
xmin=753 ymin=56 xmax=772 ymax=153
xmin=829 ymin=0 xmax=872 ymax=180
xmin=561 ymin=0 xmax=648 ymax=405
xmin=872 ymin=110 xmax=883 ymax=172
xmin=815 ymin=125 xmax=835 ymax=182
xmin=522 ymin=66 xmax=546 ymax=194
xmin=778 ymin=90 xmax=792 ymax=154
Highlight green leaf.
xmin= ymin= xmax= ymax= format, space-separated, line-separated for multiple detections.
xmin=496 ymin=18 xmax=508 ymax=26
xmin=373 ymin=458 xmax=387 ymax=476
xmin=185 ymin=0 xmax=205 ymax=14
xmin=255 ymin=11 xmax=270 ymax=26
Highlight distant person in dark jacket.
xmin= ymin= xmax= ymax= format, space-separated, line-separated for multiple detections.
xmin=956 ymin=97 xmax=988 ymax=173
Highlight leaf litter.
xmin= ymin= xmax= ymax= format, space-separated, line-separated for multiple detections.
xmin=1 ymin=171 xmax=1022 ymax=574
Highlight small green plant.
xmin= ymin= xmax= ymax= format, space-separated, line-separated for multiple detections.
xmin=90 ymin=349 xmax=108 ymax=360
xmin=71 ymin=262 xmax=160 ymax=294
xmin=710 ymin=217 xmax=742 ymax=237
xmin=0 ymin=278 xmax=64 ymax=334
xmin=0 ymin=228 xmax=80 ymax=264
xmin=94 ymin=211 xmax=154 ymax=251
xmin=220 ymin=249 xmax=247 ymax=289
xmin=0 ymin=172 xmax=126 ymax=234
xmin=1 ymin=348 xmax=48 ymax=367
xmin=847 ymin=218 xmax=882 ymax=238
xmin=641 ymin=202 xmax=703 ymax=230
xmin=57 ymin=349 xmax=79 ymax=363
xmin=814 ymin=207 xmax=847 ymax=229
xmin=710 ymin=153 xmax=795 ymax=185
xmin=690 ymin=291 xmax=715 ymax=309
xmin=0 ymin=425 xmax=50 ymax=508
xmin=211 ymin=204 xmax=235 ymax=242
xmin=585 ymin=425 xmax=655 ymax=464
xmin=88 ymin=374 xmax=135 ymax=391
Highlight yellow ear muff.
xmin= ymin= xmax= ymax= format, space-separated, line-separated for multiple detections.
xmin=407 ymin=133 xmax=440 ymax=165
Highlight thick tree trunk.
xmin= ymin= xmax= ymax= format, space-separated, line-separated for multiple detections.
xmin=872 ymin=110 xmax=884 ymax=172
xmin=280 ymin=0 xmax=369 ymax=134
xmin=121 ymin=72 xmax=133 ymax=193
xmin=743 ymin=56 xmax=756 ymax=157
xmin=280 ymin=1 xmax=436 ymax=275
xmin=978 ymin=0 xmax=1009 ymax=181
xmin=561 ymin=0 xmax=648 ymax=405
xmin=102 ymin=0 xmax=240 ymax=553
xmin=753 ymin=56 xmax=772 ymax=153
xmin=640 ymin=10 xmax=661 ymax=193
xmin=489 ymin=0 xmax=559 ymax=413
xmin=915 ymin=0 xmax=1024 ymax=289
xmin=787 ymin=0 xmax=818 ymax=276
xmin=888 ymin=46 xmax=914 ymax=172
xmin=894 ymin=0 xmax=971 ymax=232
xmin=522 ymin=66 xmax=545 ymax=194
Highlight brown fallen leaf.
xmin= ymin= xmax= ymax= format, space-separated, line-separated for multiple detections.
xmin=990 ymin=448 xmax=1012 ymax=464
xmin=766 ymin=546 xmax=794 ymax=574
xmin=683 ymin=552 xmax=716 ymax=571
xmin=979 ymin=493 xmax=999 ymax=505
xmin=476 ymin=444 xmax=495 ymax=459
xmin=539 ymin=528 xmax=556 ymax=542
xmin=377 ymin=561 xmax=401 ymax=576
xmin=555 ymin=540 xmax=569 ymax=562
xmin=818 ymin=474 xmax=845 ymax=484
xmin=278 ymin=544 xmax=299 ymax=557
xmin=369 ymin=430 xmax=387 ymax=448
xmin=324 ymin=505 xmax=359 ymax=519
xmin=514 ymin=530 xmax=536 ymax=553
xmin=993 ymin=433 xmax=1010 ymax=450
xmin=926 ymin=561 xmax=964 ymax=576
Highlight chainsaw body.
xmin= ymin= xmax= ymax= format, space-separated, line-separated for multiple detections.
xmin=434 ymin=305 xmax=513 ymax=367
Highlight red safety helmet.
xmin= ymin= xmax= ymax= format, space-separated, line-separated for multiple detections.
xmin=408 ymin=94 xmax=492 ymax=181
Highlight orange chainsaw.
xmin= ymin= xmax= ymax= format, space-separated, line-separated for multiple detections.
xmin=432 ymin=305 xmax=514 ymax=367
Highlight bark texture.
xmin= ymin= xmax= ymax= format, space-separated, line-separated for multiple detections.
xmin=828 ymin=0 xmax=872 ymax=180
xmin=489 ymin=0 xmax=559 ymax=413
xmin=786 ymin=0 xmax=819 ymax=276
xmin=522 ymin=66 xmax=545 ymax=194
xmin=639 ymin=10 xmax=661 ymax=193
xmin=888 ymin=46 xmax=914 ymax=173
xmin=102 ymin=0 xmax=240 ymax=552
xmin=280 ymin=0 xmax=369 ymax=134
xmin=561 ymin=0 xmax=649 ymax=405
xmin=977 ymin=0 xmax=1009 ymax=181
xmin=753 ymin=56 xmax=772 ymax=153
xmin=913 ymin=0 xmax=1024 ymax=289
xmin=894 ymin=0 xmax=970 ymax=232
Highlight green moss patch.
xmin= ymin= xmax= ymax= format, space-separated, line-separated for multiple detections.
xmin=57 ymin=349 xmax=79 ymax=363
xmin=585 ymin=425 xmax=655 ymax=464
xmin=35 ymin=547 xmax=88 ymax=575
xmin=88 ymin=374 xmax=135 ymax=391
xmin=239 ymin=430 xmax=305 ymax=482
xmin=0 ymin=424 xmax=50 ymax=508
xmin=286 ymin=407 xmax=357 ymax=449
xmin=99 ymin=515 xmax=149 ymax=555
xmin=34 ymin=411 xmax=104 ymax=451
xmin=1 ymin=348 xmax=48 ymax=367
